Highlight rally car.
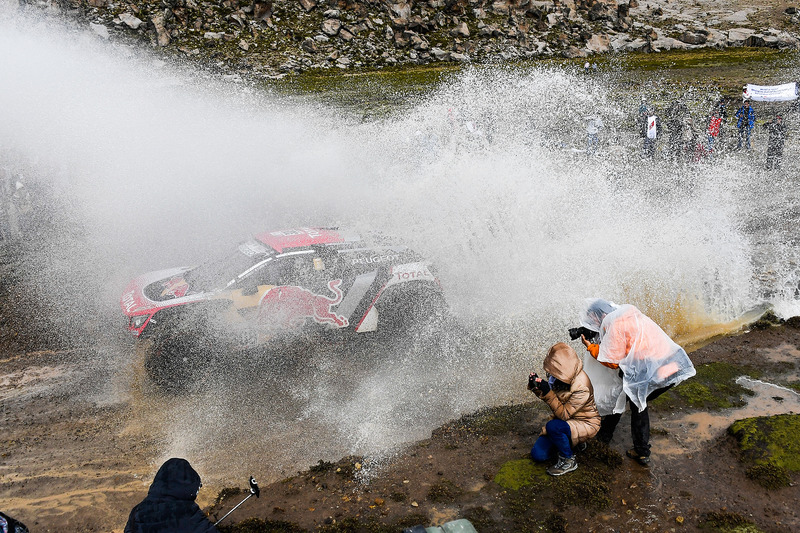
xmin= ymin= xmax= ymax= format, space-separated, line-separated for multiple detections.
xmin=120 ymin=227 xmax=447 ymax=389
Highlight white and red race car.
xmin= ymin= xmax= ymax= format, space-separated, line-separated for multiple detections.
xmin=120 ymin=227 xmax=446 ymax=389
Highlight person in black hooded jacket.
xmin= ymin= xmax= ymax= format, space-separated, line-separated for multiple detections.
xmin=124 ymin=458 xmax=219 ymax=533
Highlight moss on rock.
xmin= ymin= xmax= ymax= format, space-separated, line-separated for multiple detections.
xmin=698 ymin=510 xmax=764 ymax=532
xmin=494 ymin=458 xmax=549 ymax=490
xmin=650 ymin=362 xmax=761 ymax=411
xmin=728 ymin=413 xmax=800 ymax=489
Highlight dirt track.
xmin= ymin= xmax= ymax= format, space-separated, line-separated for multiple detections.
xmin=2 ymin=323 xmax=800 ymax=532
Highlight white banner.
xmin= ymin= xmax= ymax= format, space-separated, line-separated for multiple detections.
xmin=743 ymin=82 xmax=798 ymax=102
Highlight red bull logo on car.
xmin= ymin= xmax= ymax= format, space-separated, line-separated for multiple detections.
xmin=258 ymin=279 xmax=349 ymax=329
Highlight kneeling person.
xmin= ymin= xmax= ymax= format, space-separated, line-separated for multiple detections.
xmin=528 ymin=343 xmax=601 ymax=476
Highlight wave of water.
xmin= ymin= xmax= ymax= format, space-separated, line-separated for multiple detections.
xmin=2 ymin=9 xmax=798 ymax=483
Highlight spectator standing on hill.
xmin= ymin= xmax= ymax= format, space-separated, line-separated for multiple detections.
xmin=763 ymin=113 xmax=787 ymax=170
xmin=640 ymin=108 xmax=661 ymax=159
xmin=707 ymin=110 xmax=723 ymax=156
xmin=735 ymin=100 xmax=756 ymax=150
xmin=586 ymin=115 xmax=604 ymax=156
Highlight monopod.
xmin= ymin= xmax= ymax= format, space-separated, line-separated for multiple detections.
xmin=214 ymin=476 xmax=260 ymax=526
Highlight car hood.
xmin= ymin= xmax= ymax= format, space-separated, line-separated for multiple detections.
xmin=120 ymin=266 xmax=213 ymax=316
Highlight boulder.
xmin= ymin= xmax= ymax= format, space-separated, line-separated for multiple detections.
xmin=390 ymin=2 xmax=412 ymax=19
xmin=119 ymin=13 xmax=143 ymax=29
xmin=452 ymin=21 xmax=470 ymax=37
xmin=253 ymin=0 xmax=273 ymax=21
xmin=301 ymin=37 xmax=317 ymax=52
xmin=430 ymin=47 xmax=450 ymax=60
xmin=89 ymin=23 xmax=109 ymax=39
xmin=562 ymin=45 xmax=587 ymax=58
xmin=586 ymin=33 xmax=610 ymax=52
xmin=299 ymin=0 xmax=316 ymax=12
xmin=625 ymin=38 xmax=648 ymax=51
xmin=679 ymin=31 xmax=707 ymax=45
xmin=727 ymin=27 xmax=756 ymax=44
xmin=322 ymin=18 xmax=342 ymax=35
xmin=152 ymin=14 xmax=171 ymax=46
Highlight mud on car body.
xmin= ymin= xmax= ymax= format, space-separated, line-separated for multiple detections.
xmin=120 ymin=227 xmax=446 ymax=389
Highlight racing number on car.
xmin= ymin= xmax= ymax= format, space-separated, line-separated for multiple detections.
xmin=257 ymin=279 xmax=349 ymax=329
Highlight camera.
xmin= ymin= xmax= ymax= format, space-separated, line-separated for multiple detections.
xmin=568 ymin=326 xmax=597 ymax=341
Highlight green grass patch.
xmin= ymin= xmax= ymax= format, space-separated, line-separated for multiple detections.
xmin=728 ymin=413 xmax=800 ymax=488
xmin=650 ymin=362 xmax=761 ymax=411
xmin=698 ymin=511 xmax=764 ymax=532
xmin=494 ymin=458 xmax=549 ymax=490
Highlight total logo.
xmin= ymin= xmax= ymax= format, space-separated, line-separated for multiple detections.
xmin=121 ymin=290 xmax=138 ymax=313
xmin=395 ymin=269 xmax=432 ymax=281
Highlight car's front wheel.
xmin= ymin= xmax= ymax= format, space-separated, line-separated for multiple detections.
xmin=144 ymin=331 xmax=213 ymax=393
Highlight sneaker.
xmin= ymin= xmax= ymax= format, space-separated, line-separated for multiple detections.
xmin=547 ymin=455 xmax=578 ymax=476
xmin=626 ymin=448 xmax=651 ymax=466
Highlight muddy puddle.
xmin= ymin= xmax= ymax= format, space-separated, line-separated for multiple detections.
xmin=656 ymin=377 xmax=800 ymax=457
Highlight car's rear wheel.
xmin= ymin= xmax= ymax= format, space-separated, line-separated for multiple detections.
xmin=375 ymin=282 xmax=448 ymax=336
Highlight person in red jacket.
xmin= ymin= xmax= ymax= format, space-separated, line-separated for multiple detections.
xmin=578 ymin=299 xmax=696 ymax=466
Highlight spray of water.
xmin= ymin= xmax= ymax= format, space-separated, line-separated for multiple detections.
xmin=2 ymin=8 xmax=795 ymax=483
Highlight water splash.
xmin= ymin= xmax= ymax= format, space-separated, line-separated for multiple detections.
xmin=1 ymin=9 xmax=797 ymax=484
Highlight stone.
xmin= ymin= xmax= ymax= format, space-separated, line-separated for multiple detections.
xmin=89 ymin=23 xmax=109 ymax=39
xmin=586 ymin=33 xmax=610 ymax=52
xmin=390 ymin=2 xmax=411 ymax=19
xmin=339 ymin=28 xmax=354 ymax=41
xmin=87 ymin=0 xmax=107 ymax=6
xmin=625 ymin=38 xmax=648 ymax=51
xmin=728 ymin=27 xmax=755 ymax=44
xmin=152 ymin=14 xmax=171 ymax=46
xmin=301 ymin=37 xmax=317 ymax=52
xmin=299 ymin=0 xmax=316 ymax=12
xmin=452 ymin=21 xmax=470 ymax=37
xmin=562 ymin=45 xmax=587 ymax=58
xmin=119 ymin=13 xmax=143 ymax=29
xmin=430 ymin=47 xmax=450 ymax=60
xmin=322 ymin=19 xmax=341 ymax=35
xmin=679 ymin=31 xmax=707 ymax=45
xmin=204 ymin=31 xmax=224 ymax=40
xmin=323 ymin=9 xmax=340 ymax=18
xmin=409 ymin=32 xmax=429 ymax=50
xmin=253 ymin=0 xmax=273 ymax=21
xmin=450 ymin=52 xmax=470 ymax=61
xmin=238 ymin=40 xmax=250 ymax=51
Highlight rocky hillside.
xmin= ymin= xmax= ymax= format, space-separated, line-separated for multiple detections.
xmin=19 ymin=0 xmax=800 ymax=77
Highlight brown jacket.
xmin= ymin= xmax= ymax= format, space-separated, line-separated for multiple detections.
xmin=538 ymin=343 xmax=601 ymax=445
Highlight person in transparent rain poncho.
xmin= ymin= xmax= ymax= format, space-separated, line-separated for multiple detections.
xmin=576 ymin=299 xmax=696 ymax=466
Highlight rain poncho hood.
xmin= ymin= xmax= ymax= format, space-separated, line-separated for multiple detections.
xmin=593 ymin=304 xmax=696 ymax=411
xmin=124 ymin=458 xmax=219 ymax=533
xmin=579 ymin=298 xmax=618 ymax=332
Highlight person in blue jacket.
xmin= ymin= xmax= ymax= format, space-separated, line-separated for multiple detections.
xmin=735 ymin=99 xmax=756 ymax=150
xmin=124 ymin=458 xmax=219 ymax=533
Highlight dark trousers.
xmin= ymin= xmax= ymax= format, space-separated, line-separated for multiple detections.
xmin=531 ymin=418 xmax=574 ymax=461
xmin=596 ymin=385 xmax=673 ymax=457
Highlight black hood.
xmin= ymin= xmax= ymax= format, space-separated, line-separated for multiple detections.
xmin=147 ymin=458 xmax=202 ymax=501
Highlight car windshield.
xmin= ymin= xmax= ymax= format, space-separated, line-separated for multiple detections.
xmin=183 ymin=239 xmax=272 ymax=291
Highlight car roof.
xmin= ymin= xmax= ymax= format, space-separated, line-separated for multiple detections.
xmin=254 ymin=227 xmax=353 ymax=253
